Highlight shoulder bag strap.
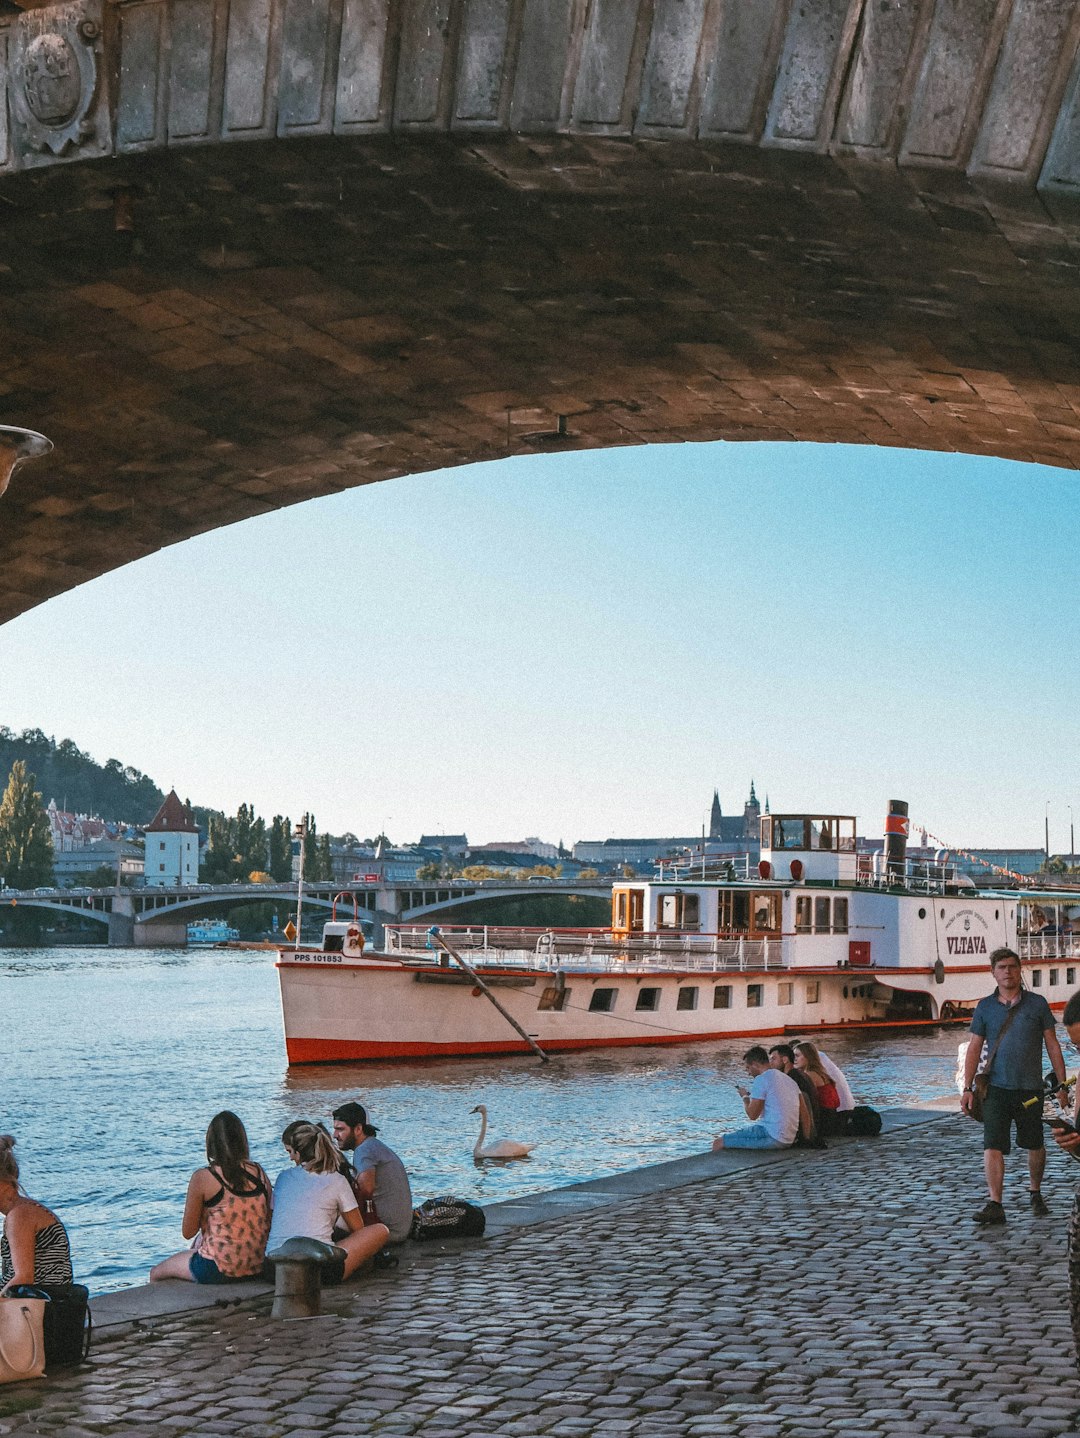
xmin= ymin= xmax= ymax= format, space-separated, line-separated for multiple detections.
xmin=982 ymin=997 xmax=1021 ymax=1083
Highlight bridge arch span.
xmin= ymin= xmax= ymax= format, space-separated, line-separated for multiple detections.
xmin=3 ymin=0 xmax=1080 ymax=622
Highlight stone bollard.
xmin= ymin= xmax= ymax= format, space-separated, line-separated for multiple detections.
xmin=266 ymin=1237 xmax=345 ymax=1319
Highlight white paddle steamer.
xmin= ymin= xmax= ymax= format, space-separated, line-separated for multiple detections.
xmin=276 ymin=801 xmax=1079 ymax=1064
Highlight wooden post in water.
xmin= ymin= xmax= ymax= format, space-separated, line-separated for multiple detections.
xmin=432 ymin=933 xmax=549 ymax=1063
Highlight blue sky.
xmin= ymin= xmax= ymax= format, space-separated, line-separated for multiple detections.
xmin=1 ymin=441 xmax=1077 ymax=850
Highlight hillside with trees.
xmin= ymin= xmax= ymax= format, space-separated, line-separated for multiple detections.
xmin=0 ymin=727 xmax=163 ymax=823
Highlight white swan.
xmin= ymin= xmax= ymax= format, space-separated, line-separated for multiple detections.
xmin=471 ymin=1104 xmax=535 ymax=1160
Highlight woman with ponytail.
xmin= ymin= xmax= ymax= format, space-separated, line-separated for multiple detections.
xmin=266 ymin=1122 xmax=388 ymax=1281
xmin=149 ymin=1111 xmax=271 ymax=1283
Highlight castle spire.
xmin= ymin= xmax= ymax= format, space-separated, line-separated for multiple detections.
xmin=709 ymin=789 xmax=722 ymax=840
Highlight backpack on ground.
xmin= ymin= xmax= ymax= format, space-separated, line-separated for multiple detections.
xmin=410 ymin=1196 xmax=486 ymax=1241
xmin=847 ymin=1105 xmax=883 ymax=1137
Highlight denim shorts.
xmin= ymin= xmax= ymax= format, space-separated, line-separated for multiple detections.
xmin=189 ymin=1251 xmax=256 ymax=1285
xmin=722 ymin=1123 xmax=788 ymax=1150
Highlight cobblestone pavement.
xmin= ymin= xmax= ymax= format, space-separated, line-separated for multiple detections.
xmin=6 ymin=1116 xmax=1080 ymax=1437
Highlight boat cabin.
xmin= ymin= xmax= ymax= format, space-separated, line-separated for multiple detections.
xmin=610 ymin=809 xmax=1016 ymax=972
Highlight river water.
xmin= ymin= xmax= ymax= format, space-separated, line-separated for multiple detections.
xmin=3 ymin=944 xmax=971 ymax=1293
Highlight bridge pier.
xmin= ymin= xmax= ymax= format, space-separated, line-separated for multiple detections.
xmin=108 ymin=894 xmax=135 ymax=948
xmin=135 ymin=921 xmax=189 ymax=947
xmin=371 ymin=888 xmax=404 ymax=949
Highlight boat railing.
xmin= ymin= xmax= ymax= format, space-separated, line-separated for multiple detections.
xmin=654 ymin=855 xmax=753 ymax=882
xmin=855 ymin=857 xmax=971 ymax=895
xmin=384 ymin=925 xmax=785 ymax=971
xmin=1018 ymin=933 xmax=1080 ymax=961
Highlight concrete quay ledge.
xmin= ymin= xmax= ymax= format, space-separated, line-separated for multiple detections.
xmin=14 ymin=1106 xmax=1079 ymax=1438
xmin=88 ymin=1107 xmax=942 ymax=1331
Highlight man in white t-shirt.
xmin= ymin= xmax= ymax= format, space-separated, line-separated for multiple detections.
xmin=712 ymin=1045 xmax=808 ymax=1150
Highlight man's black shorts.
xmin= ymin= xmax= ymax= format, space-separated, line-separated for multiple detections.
xmin=982 ymin=1084 xmax=1045 ymax=1153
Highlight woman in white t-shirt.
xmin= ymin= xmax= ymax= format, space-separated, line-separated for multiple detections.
xmin=268 ymin=1123 xmax=388 ymax=1280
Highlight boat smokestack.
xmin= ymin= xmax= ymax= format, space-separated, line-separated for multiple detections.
xmin=884 ymin=799 xmax=909 ymax=882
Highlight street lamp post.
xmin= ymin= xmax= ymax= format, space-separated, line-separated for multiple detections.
xmin=293 ymin=816 xmax=308 ymax=948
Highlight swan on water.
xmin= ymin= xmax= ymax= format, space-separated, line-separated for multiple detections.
xmin=471 ymin=1104 xmax=535 ymax=1160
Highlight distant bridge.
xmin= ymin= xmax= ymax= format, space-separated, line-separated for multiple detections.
xmin=0 ymin=878 xmax=614 ymax=945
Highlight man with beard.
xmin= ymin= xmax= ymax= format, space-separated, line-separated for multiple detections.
xmin=331 ymin=1102 xmax=414 ymax=1245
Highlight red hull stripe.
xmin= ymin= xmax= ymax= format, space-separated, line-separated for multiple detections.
xmin=284 ymin=1015 xmax=972 ymax=1065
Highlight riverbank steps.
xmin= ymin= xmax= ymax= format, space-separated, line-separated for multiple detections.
xmin=4 ymin=1111 xmax=1080 ymax=1437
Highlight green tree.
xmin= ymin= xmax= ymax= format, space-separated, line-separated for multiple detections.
xmin=268 ymin=816 xmax=288 ymax=880
xmin=316 ymin=832 xmax=333 ymax=882
xmin=248 ymin=815 xmax=268 ymax=874
xmin=303 ymin=816 xmax=318 ymax=876
xmin=0 ymin=761 xmax=54 ymax=888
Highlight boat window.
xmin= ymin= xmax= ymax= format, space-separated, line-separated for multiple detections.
xmin=1069 ymin=968 xmax=1077 ymax=986
xmin=658 ymin=892 xmax=700 ymax=930
xmin=796 ymin=897 xmax=812 ymax=932
xmin=746 ymin=984 xmax=764 ymax=1007
xmin=752 ymin=892 xmax=780 ymax=932
xmin=1050 ymin=969 xmax=1060 ymax=986
xmin=1031 ymin=971 xmax=1042 ymax=988
xmin=538 ymin=985 xmax=570 ymax=1012
xmin=813 ymin=897 xmax=831 ymax=933
xmin=636 ymin=987 xmax=661 ymax=1012
xmin=324 ymin=933 xmax=345 ymax=953
xmin=629 ymin=889 xmax=644 ymax=932
xmin=833 ymin=898 xmax=848 ymax=934
xmin=614 ymin=891 xmax=628 ymax=929
xmin=589 ymin=987 xmax=617 ymax=1012
xmin=719 ymin=891 xmax=751 ymax=933
xmin=771 ymin=818 xmax=807 ymax=850
xmin=713 ymin=984 xmax=732 ymax=1009
xmin=806 ymin=981 xmax=820 ymax=1003
xmin=677 ymin=987 xmax=698 ymax=1011
xmin=760 ymin=816 xmax=772 ymax=849
xmin=809 ymin=819 xmax=834 ymax=851
xmin=778 ymin=982 xmax=793 ymax=1005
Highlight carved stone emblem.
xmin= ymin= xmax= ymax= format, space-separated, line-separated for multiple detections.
xmin=10 ymin=1 xmax=103 ymax=159
xmin=23 ymin=34 xmax=83 ymax=128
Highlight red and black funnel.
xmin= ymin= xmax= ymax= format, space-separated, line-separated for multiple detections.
xmin=884 ymin=800 xmax=909 ymax=881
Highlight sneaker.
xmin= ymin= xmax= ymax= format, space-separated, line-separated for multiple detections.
xmin=1030 ymin=1191 xmax=1051 ymax=1217
xmin=974 ymin=1200 xmax=1006 ymax=1225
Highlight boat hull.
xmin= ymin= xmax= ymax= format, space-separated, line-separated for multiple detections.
xmin=276 ymin=950 xmax=1018 ymax=1064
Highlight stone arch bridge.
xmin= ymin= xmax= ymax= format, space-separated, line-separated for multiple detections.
xmin=1 ymin=876 xmax=613 ymax=943
xmin=3 ymin=0 xmax=1080 ymax=622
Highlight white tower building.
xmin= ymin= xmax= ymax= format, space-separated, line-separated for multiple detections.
xmin=144 ymin=790 xmax=199 ymax=887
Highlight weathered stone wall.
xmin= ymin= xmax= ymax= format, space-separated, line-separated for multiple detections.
xmin=2 ymin=132 xmax=1079 ymax=625
xmin=3 ymin=0 xmax=1080 ymax=189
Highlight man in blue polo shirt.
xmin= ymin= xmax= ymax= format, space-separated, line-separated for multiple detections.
xmin=961 ymin=946 xmax=1069 ymax=1226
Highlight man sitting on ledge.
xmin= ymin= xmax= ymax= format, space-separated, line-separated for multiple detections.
xmin=713 ymin=1045 xmax=807 ymax=1151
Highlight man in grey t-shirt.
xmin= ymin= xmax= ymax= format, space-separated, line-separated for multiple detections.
xmin=332 ymin=1102 xmax=414 ymax=1244
xmin=961 ymin=947 xmax=1069 ymax=1226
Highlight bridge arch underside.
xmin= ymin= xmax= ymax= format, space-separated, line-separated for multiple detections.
xmin=2 ymin=131 xmax=1080 ymax=623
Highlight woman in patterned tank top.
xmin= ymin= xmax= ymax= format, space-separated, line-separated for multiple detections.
xmin=150 ymin=1112 xmax=271 ymax=1284
xmin=0 ymin=1134 xmax=73 ymax=1294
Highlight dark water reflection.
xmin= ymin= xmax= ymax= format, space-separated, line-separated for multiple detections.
xmin=3 ymin=945 xmax=969 ymax=1292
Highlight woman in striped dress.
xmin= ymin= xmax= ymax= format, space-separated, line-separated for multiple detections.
xmin=0 ymin=1134 xmax=73 ymax=1294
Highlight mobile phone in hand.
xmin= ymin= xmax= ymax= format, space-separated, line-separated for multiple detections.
xmin=1047 ymin=1116 xmax=1078 ymax=1134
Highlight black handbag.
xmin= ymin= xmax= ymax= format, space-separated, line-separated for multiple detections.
xmin=6 ymin=1285 xmax=91 ymax=1368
